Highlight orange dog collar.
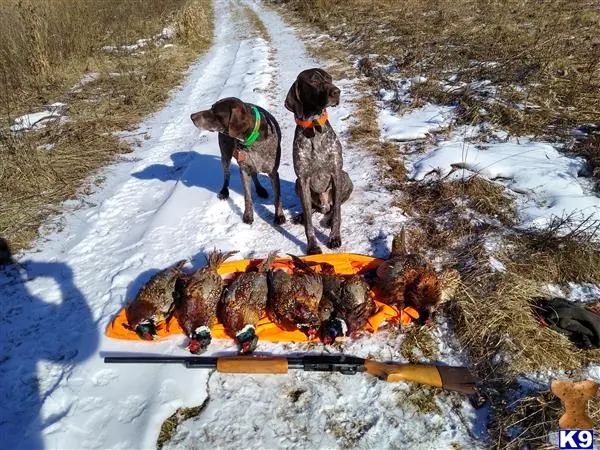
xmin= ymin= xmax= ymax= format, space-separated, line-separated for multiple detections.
xmin=294 ymin=110 xmax=328 ymax=129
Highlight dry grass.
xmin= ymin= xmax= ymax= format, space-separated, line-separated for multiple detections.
xmin=400 ymin=326 xmax=438 ymax=363
xmin=242 ymin=5 xmax=270 ymax=41
xmin=0 ymin=0 xmax=212 ymax=251
xmin=157 ymin=400 xmax=209 ymax=449
xmin=395 ymin=384 xmax=442 ymax=415
xmin=0 ymin=0 xmax=199 ymax=112
xmin=401 ymin=176 xmax=517 ymax=226
xmin=270 ymin=0 xmax=600 ymax=183
xmin=449 ymin=268 xmax=594 ymax=377
xmin=501 ymin=216 xmax=600 ymax=284
xmin=270 ymin=0 xmax=600 ymax=136
xmin=491 ymin=391 xmax=600 ymax=449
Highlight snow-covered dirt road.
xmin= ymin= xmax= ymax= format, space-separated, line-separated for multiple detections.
xmin=0 ymin=1 xmax=485 ymax=449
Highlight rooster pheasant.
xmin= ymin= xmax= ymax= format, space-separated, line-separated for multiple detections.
xmin=174 ymin=249 xmax=237 ymax=353
xmin=125 ymin=260 xmax=187 ymax=340
xmin=376 ymin=228 xmax=460 ymax=322
xmin=268 ymin=254 xmax=324 ymax=338
xmin=321 ymin=273 xmax=377 ymax=344
xmin=219 ymin=252 xmax=277 ymax=353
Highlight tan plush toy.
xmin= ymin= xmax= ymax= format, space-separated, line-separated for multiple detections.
xmin=551 ymin=380 xmax=598 ymax=429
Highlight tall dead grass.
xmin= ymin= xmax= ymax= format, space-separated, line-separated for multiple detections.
xmin=0 ymin=0 xmax=213 ymax=251
xmin=0 ymin=0 xmax=193 ymax=112
xmin=270 ymin=0 xmax=600 ymax=138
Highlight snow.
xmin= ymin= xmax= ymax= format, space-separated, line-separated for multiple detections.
xmin=545 ymin=283 xmax=600 ymax=303
xmin=379 ymin=104 xmax=453 ymax=141
xmin=1 ymin=0 xmax=488 ymax=449
xmin=10 ymin=105 xmax=64 ymax=132
xmin=102 ymin=26 xmax=177 ymax=53
xmin=79 ymin=72 xmax=101 ymax=86
xmin=37 ymin=143 xmax=55 ymax=152
xmin=407 ymin=130 xmax=600 ymax=229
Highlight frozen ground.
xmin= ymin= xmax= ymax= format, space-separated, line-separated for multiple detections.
xmin=0 ymin=0 xmax=485 ymax=449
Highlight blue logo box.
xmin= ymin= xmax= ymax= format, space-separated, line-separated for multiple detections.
xmin=559 ymin=430 xmax=594 ymax=450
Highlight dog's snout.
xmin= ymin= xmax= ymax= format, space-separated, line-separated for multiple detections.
xmin=327 ymin=85 xmax=341 ymax=107
xmin=190 ymin=112 xmax=199 ymax=122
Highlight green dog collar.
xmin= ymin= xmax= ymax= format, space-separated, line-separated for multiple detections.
xmin=243 ymin=106 xmax=261 ymax=147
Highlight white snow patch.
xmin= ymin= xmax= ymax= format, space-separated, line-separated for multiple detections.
xmin=103 ymin=26 xmax=176 ymax=54
xmin=489 ymin=256 xmax=506 ymax=272
xmin=10 ymin=106 xmax=63 ymax=132
xmin=567 ymin=283 xmax=600 ymax=302
xmin=379 ymin=104 xmax=453 ymax=141
xmin=409 ymin=130 xmax=600 ymax=229
xmin=158 ymin=26 xmax=176 ymax=40
xmin=79 ymin=72 xmax=100 ymax=86
xmin=37 ymin=143 xmax=55 ymax=152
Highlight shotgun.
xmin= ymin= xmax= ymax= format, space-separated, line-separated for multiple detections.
xmin=104 ymin=354 xmax=476 ymax=394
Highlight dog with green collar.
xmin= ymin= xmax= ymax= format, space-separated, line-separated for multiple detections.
xmin=191 ymin=97 xmax=286 ymax=225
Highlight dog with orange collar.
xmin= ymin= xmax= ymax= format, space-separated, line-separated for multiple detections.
xmin=285 ymin=68 xmax=353 ymax=254
xmin=191 ymin=97 xmax=286 ymax=225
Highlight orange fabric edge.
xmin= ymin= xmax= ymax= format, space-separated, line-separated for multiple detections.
xmin=105 ymin=253 xmax=417 ymax=343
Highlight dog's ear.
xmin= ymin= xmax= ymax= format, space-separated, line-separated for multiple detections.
xmin=314 ymin=68 xmax=332 ymax=83
xmin=285 ymin=81 xmax=303 ymax=117
xmin=227 ymin=102 xmax=252 ymax=138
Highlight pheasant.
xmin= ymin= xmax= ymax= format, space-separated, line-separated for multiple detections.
xmin=174 ymin=249 xmax=237 ymax=354
xmin=268 ymin=254 xmax=324 ymax=338
xmin=219 ymin=252 xmax=277 ymax=354
xmin=321 ymin=274 xmax=378 ymax=344
xmin=125 ymin=260 xmax=187 ymax=340
xmin=376 ymin=228 xmax=460 ymax=322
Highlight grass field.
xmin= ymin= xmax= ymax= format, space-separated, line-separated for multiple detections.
xmin=0 ymin=0 xmax=213 ymax=251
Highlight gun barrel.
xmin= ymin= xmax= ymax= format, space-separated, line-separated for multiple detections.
xmin=104 ymin=356 xmax=219 ymax=368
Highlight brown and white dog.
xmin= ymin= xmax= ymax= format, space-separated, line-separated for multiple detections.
xmin=285 ymin=69 xmax=353 ymax=254
xmin=191 ymin=97 xmax=286 ymax=225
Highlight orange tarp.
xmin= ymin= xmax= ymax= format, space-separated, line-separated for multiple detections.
xmin=105 ymin=253 xmax=418 ymax=343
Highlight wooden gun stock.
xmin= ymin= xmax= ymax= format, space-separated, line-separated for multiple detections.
xmin=364 ymin=360 xmax=476 ymax=394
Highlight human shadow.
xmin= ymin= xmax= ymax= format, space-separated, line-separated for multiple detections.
xmin=0 ymin=238 xmax=99 ymax=450
xmin=131 ymin=151 xmax=322 ymax=251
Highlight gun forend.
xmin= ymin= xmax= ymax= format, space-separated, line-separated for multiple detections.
xmin=216 ymin=356 xmax=289 ymax=374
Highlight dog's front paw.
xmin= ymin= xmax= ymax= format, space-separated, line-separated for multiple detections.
xmin=256 ymin=185 xmax=269 ymax=199
xmin=274 ymin=213 xmax=286 ymax=225
xmin=243 ymin=212 xmax=254 ymax=224
xmin=307 ymin=243 xmax=322 ymax=255
xmin=327 ymin=235 xmax=342 ymax=249
xmin=218 ymin=188 xmax=229 ymax=200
